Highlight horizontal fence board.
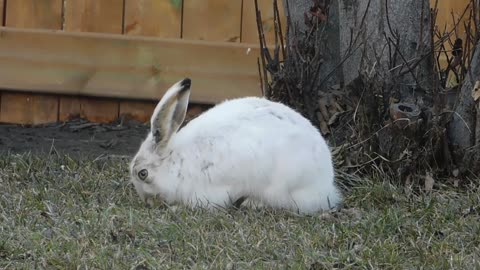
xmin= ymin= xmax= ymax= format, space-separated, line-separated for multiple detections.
xmin=0 ymin=27 xmax=262 ymax=104
xmin=124 ymin=0 xmax=182 ymax=38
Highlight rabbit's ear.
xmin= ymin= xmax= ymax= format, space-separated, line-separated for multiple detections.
xmin=150 ymin=78 xmax=191 ymax=149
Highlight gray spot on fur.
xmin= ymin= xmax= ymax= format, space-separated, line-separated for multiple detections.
xmin=201 ymin=162 xmax=214 ymax=171
xmin=200 ymin=161 xmax=214 ymax=183
xmin=269 ymin=111 xmax=284 ymax=120
xmin=179 ymin=157 xmax=184 ymax=167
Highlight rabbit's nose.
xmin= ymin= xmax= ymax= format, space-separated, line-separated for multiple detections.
xmin=180 ymin=78 xmax=191 ymax=89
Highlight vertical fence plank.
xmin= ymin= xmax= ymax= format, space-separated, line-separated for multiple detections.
xmin=430 ymin=0 xmax=470 ymax=72
xmin=1 ymin=0 xmax=62 ymax=124
xmin=59 ymin=96 xmax=81 ymax=122
xmin=119 ymin=101 xmax=156 ymax=123
xmin=58 ymin=101 xmax=82 ymax=123
xmin=183 ymin=0 xmax=242 ymax=42
xmin=0 ymin=93 xmax=58 ymax=124
xmin=79 ymin=98 xmax=119 ymax=123
xmin=0 ymin=93 xmax=32 ymax=124
xmin=5 ymin=0 xmax=63 ymax=29
xmin=0 ymin=0 xmax=4 ymax=26
xmin=64 ymin=0 xmax=124 ymax=34
xmin=124 ymin=0 xmax=182 ymax=38
xmin=61 ymin=0 xmax=124 ymax=122
xmin=121 ymin=0 xmax=182 ymax=122
xmin=241 ymin=0 xmax=286 ymax=44
xmin=60 ymin=97 xmax=120 ymax=123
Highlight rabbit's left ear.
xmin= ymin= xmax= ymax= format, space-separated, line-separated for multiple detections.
xmin=150 ymin=78 xmax=191 ymax=150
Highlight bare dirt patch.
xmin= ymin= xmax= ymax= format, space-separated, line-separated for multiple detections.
xmin=0 ymin=118 xmax=149 ymax=158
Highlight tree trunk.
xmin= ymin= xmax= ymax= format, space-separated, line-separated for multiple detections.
xmin=281 ymin=1 xmax=343 ymax=88
xmin=266 ymin=0 xmax=456 ymax=179
xmin=338 ymin=0 xmax=433 ymax=95
xmin=283 ymin=0 xmax=433 ymax=93
xmin=448 ymin=42 xmax=480 ymax=173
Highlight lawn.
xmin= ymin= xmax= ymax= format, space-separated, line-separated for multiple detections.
xmin=0 ymin=154 xmax=479 ymax=269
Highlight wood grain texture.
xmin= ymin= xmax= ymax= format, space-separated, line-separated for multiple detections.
xmin=0 ymin=92 xmax=58 ymax=124
xmin=2 ymin=0 xmax=62 ymax=124
xmin=60 ymin=96 xmax=119 ymax=122
xmin=5 ymin=0 xmax=63 ymax=29
xmin=0 ymin=27 xmax=262 ymax=104
xmin=59 ymin=96 xmax=81 ymax=121
xmin=183 ymin=0 xmax=242 ymax=42
xmin=432 ymin=0 xmax=470 ymax=30
xmin=185 ymin=104 xmax=208 ymax=120
xmin=124 ymin=0 xmax=182 ymax=38
xmin=119 ymin=100 xmax=156 ymax=123
xmin=0 ymin=0 xmax=4 ymax=26
xmin=430 ymin=0 xmax=470 ymax=69
xmin=63 ymin=0 xmax=124 ymax=122
xmin=79 ymin=97 xmax=119 ymax=122
xmin=241 ymin=0 xmax=286 ymax=44
xmin=64 ymin=0 xmax=124 ymax=34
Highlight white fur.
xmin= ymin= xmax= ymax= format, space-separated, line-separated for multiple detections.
xmin=130 ymin=79 xmax=342 ymax=214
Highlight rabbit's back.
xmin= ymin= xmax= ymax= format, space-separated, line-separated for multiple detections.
xmin=180 ymin=97 xmax=322 ymax=140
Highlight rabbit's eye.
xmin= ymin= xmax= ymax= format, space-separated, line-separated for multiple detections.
xmin=138 ymin=169 xmax=148 ymax=181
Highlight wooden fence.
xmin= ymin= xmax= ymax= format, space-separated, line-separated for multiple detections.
xmin=0 ymin=0 xmax=472 ymax=124
xmin=0 ymin=0 xmax=285 ymax=124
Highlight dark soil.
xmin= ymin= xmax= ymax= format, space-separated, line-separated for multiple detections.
xmin=0 ymin=118 xmax=150 ymax=159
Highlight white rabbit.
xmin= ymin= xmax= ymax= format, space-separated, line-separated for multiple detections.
xmin=130 ymin=78 xmax=342 ymax=214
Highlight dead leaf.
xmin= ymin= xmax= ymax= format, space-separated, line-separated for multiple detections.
xmin=316 ymin=112 xmax=330 ymax=135
xmin=405 ymin=174 xmax=412 ymax=186
xmin=334 ymin=102 xmax=345 ymax=112
xmin=318 ymin=98 xmax=330 ymax=121
xmin=472 ymin=81 xmax=480 ymax=101
xmin=327 ymin=101 xmax=338 ymax=116
xmin=328 ymin=112 xmax=341 ymax=126
xmin=330 ymin=84 xmax=341 ymax=90
xmin=424 ymin=172 xmax=435 ymax=192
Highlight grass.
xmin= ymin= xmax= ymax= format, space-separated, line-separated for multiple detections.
xmin=0 ymin=154 xmax=479 ymax=269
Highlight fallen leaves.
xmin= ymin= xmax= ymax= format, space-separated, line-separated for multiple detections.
xmin=424 ymin=172 xmax=435 ymax=192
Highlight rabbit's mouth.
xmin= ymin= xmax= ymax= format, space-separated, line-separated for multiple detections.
xmin=140 ymin=192 xmax=170 ymax=208
xmin=131 ymin=178 xmax=175 ymax=209
xmin=131 ymin=180 xmax=161 ymax=205
xmin=143 ymin=194 xmax=160 ymax=207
